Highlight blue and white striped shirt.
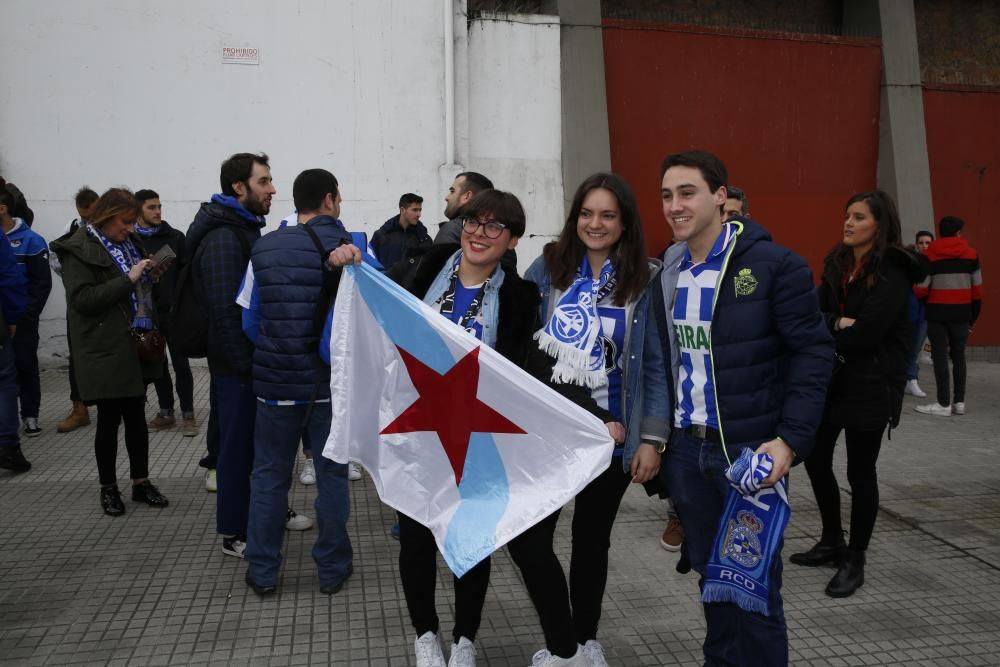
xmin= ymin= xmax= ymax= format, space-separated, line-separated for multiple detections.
xmin=673 ymin=224 xmax=737 ymax=429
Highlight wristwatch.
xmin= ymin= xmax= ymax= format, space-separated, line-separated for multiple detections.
xmin=645 ymin=440 xmax=667 ymax=455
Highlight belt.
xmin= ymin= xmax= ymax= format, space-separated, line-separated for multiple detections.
xmin=681 ymin=424 xmax=722 ymax=443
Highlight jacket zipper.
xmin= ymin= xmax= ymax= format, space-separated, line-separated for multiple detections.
xmin=707 ymin=223 xmax=741 ymax=467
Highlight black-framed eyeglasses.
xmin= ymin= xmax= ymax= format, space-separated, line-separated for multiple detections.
xmin=462 ymin=217 xmax=508 ymax=239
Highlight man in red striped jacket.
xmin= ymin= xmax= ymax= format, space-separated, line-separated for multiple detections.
xmin=914 ymin=216 xmax=982 ymax=417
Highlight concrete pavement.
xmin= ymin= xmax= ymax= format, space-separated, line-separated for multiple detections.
xmin=1 ymin=362 xmax=998 ymax=666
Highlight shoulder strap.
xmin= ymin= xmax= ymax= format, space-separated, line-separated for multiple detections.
xmin=301 ymin=222 xmax=342 ymax=334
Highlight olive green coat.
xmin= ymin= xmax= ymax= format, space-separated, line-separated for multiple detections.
xmin=50 ymin=228 xmax=161 ymax=402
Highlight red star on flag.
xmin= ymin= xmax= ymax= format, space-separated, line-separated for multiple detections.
xmin=380 ymin=345 xmax=526 ymax=485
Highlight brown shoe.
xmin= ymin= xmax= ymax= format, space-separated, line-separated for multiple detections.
xmin=57 ymin=401 xmax=91 ymax=433
xmin=181 ymin=416 xmax=199 ymax=437
xmin=148 ymin=414 xmax=176 ymax=430
xmin=660 ymin=517 xmax=683 ymax=552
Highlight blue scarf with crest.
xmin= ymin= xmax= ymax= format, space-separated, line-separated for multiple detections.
xmin=87 ymin=224 xmax=154 ymax=330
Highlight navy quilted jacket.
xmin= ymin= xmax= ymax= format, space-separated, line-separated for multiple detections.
xmin=249 ymin=215 xmax=351 ymax=401
xmin=651 ymin=219 xmax=834 ymax=460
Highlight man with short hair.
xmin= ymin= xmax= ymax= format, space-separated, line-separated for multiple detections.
xmin=914 ymin=216 xmax=982 ymax=417
xmin=722 ymin=185 xmax=749 ymax=221
xmin=134 ymin=189 xmax=198 ymax=436
xmin=435 ymin=172 xmax=517 ymax=268
xmin=52 ymin=186 xmax=100 ymax=433
xmin=653 ymin=150 xmax=833 ymax=664
xmin=187 ymin=152 xmax=275 ymax=558
xmin=904 ymin=230 xmax=934 ymax=397
xmin=0 ymin=190 xmax=51 ymax=437
xmin=0 ymin=230 xmax=29 ymax=472
xmin=238 ymin=168 xmax=355 ymax=595
xmin=371 ymin=193 xmax=432 ymax=270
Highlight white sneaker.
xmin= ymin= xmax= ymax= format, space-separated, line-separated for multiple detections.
xmin=919 ymin=351 xmax=933 ymax=364
xmin=205 ymin=469 xmax=217 ymax=492
xmin=915 ymin=402 xmax=952 ymax=417
xmin=285 ymin=507 xmax=314 ymax=531
xmin=952 ymin=402 xmax=966 ymax=415
xmin=448 ymin=636 xmax=476 ymax=667
xmin=904 ymin=379 xmax=927 ymax=397
xmin=414 ymin=631 xmax=447 ymax=667
xmin=581 ymin=640 xmax=608 ymax=667
xmin=299 ymin=458 xmax=316 ymax=485
xmin=530 ymin=647 xmax=587 ymax=666
xmin=348 ymin=461 xmax=363 ymax=481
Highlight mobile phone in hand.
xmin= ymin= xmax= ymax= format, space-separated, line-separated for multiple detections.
xmin=150 ymin=245 xmax=176 ymax=267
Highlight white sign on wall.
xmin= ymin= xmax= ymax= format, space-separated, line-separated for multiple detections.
xmin=222 ymin=46 xmax=260 ymax=65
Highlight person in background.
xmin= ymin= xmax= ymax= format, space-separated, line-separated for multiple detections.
xmin=904 ymin=230 xmax=933 ymax=398
xmin=52 ymin=187 xmax=100 ymax=433
xmin=792 ymin=190 xmax=921 ymax=598
xmin=371 ymin=193 xmax=432 ymax=270
xmin=0 ymin=190 xmax=51 ymax=437
xmin=0 ymin=231 xmax=29 ymax=473
xmin=133 ymin=189 xmax=198 ymax=436
xmin=50 ymin=188 xmax=169 ymax=516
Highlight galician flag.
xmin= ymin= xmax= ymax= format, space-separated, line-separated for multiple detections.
xmin=323 ymin=263 xmax=614 ymax=577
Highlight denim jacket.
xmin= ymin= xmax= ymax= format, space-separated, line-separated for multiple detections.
xmin=423 ymin=249 xmax=504 ymax=350
xmin=524 ymin=256 xmax=670 ymax=472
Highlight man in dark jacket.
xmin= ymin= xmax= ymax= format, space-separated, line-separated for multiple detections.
xmin=238 ymin=168 xmax=355 ymax=596
xmin=187 ymin=152 xmax=273 ymax=558
xmin=654 ymin=151 xmax=833 ymax=665
xmin=0 ymin=232 xmax=29 ymax=472
xmin=134 ymin=189 xmax=198 ymax=436
xmin=913 ymin=215 xmax=982 ymax=417
xmin=370 ymin=193 xmax=432 ymax=270
xmin=434 ymin=172 xmax=517 ymax=270
xmin=1 ymin=190 xmax=51 ymax=437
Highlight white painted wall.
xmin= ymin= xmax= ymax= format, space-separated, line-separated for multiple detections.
xmin=0 ymin=2 xmax=564 ymax=364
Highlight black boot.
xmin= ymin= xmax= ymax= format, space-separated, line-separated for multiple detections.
xmin=789 ymin=537 xmax=846 ymax=567
xmin=101 ymin=484 xmax=125 ymax=517
xmin=826 ymin=549 xmax=865 ymax=597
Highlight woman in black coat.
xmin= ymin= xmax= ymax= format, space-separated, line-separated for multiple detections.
xmin=790 ymin=190 xmax=922 ymax=598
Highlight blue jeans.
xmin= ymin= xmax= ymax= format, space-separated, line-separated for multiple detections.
xmin=907 ymin=319 xmax=927 ymax=381
xmin=665 ymin=432 xmax=788 ymax=667
xmin=246 ymin=402 xmax=352 ymax=588
xmin=0 ymin=338 xmax=20 ymax=449
xmin=215 ymin=375 xmax=256 ymax=536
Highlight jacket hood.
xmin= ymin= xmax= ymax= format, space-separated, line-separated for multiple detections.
xmin=926 ymin=236 xmax=971 ymax=261
xmin=187 ymin=201 xmax=266 ymax=249
xmin=50 ymin=226 xmax=116 ymax=267
xmin=4 ymin=218 xmax=26 ymax=236
xmin=883 ymin=245 xmax=927 ymax=284
xmin=662 ymin=217 xmax=769 ymax=266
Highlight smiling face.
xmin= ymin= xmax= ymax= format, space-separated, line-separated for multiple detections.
xmin=235 ymin=162 xmax=275 ymax=216
xmin=843 ymin=200 xmax=878 ymax=254
xmin=576 ymin=187 xmax=623 ymax=262
xmin=459 ymin=212 xmax=518 ymax=273
xmin=661 ymin=165 xmax=726 ymax=257
xmin=101 ymin=210 xmax=138 ymax=243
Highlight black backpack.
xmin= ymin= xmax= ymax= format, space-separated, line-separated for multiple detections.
xmin=170 ymin=226 xmax=251 ymax=358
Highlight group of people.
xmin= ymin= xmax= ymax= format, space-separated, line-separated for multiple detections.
xmin=0 ymin=149 xmax=983 ymax=667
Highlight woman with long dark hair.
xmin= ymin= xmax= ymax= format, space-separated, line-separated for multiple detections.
xmin=525 ymin=173 xmax=669 ymax=666
xmin=52 ymin=188 xmax=169 ymax=516
xmin=790 ymin=190 xmax=921 ymax=597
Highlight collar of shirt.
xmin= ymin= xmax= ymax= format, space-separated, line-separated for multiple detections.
xmin=680 ymin=222 xmax=738 ymax=271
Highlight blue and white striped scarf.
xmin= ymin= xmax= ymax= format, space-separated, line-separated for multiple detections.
xmin=535 ymin=256 xmax=616 ymax=388
xmin=87 ymin=224 xmax=154 ymax=330
xmin=703 ymin=447 xmax=790 ymax=616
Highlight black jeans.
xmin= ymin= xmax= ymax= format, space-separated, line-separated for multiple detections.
xmin=151 ymin=323 xmax=194 ymax=414
xmin=804 ymin=422 xmax=885 ymax=552
xmin=12 ymin=318 xmax=40 ymax=419
xmin=926 ymin=320 xmax=969 ymax=406
xmin=200 ymin=376 xmax=220 ymax=469
xmin=94 ymin=396 xmax=149 ymax=486
xmin=398 ymin=512 xmax=491 ymax=643
xmin=570 ymin=458 xmax=631 ymax=643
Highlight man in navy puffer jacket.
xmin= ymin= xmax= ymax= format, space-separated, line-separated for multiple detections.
xmin=653 ymin=151 xmax=833 ymax=666
xmin=238 ymin=169 xmax=354 ymax=596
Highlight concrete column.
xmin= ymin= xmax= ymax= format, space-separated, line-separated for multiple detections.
xmin=551 ymin=0 xmax=611 ymax=214
xmin=846 ymin=0 xmax=935 ymax=239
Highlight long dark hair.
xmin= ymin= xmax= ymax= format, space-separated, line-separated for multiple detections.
xmin=542 ymin=173 xmax=649 ymax=306
xmin=824 ymin=190 xmax=902 ymax=288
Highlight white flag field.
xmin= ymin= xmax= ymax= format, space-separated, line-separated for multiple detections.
xmin=322 ymin=263 xmax=614 ymax=577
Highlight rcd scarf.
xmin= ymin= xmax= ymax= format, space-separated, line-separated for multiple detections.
xmin=535 ymin=256 xmax=616 ymax=387
xmin=87 ymin=224 xmax=154 ymax=330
